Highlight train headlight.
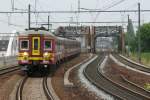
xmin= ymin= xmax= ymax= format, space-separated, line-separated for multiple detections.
xmin=23 ymin=52 xmax=28 ymax=60
xmin=43 ymin=52 xmax=49 ymax=60
xmin=23 ymin=52 xmax=28 ymax=56
xmin=44 ymin=52 xmax=48 ymax=56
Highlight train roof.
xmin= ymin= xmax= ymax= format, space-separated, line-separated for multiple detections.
xmin=19 ymin=30 xmax=55 ymax=36
xmin=19 ymin=30 xmax=80 ymax=42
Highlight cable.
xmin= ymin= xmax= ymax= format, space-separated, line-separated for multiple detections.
xmin=94 ymin=0 xmax=127 ymax=23
xmin=29 ymin=1 xmax=47 ymax=26
xmin=13 ymin=0 xmax=45 ymax=27
xmin=33 ymin=21 xmax=137 ymax=24
xmin=0 ymin=19 xmax=25 ymax=27
xmin=36 ymin=0 xmax=54 ymax=27
xmin=14 ymin=0 xmax=27 ymax=10
xmin=34 ymin=0 xmax=41 ymax=26
xmin=10 ymin=0 xmax=29 ymax=28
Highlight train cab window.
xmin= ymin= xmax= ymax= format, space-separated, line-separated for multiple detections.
xmin=34 ymin=39 xmax=38 ymax=50
xmin=44 ymin=40 xmax=51 ymax=50
xmin=20 ymin=40 xmax=29 ymax=50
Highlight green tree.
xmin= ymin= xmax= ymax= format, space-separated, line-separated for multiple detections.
xmin=126 ymin=18 xmax=136 ymax=52
xmin=138 ymin=23 xmax=150 ymax=52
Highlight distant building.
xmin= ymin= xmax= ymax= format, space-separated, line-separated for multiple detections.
xmin=0 ymin=32 xmax=18 ymax=57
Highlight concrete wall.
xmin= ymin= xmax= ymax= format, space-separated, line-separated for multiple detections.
xmin=0 ymin=56 xmax=17 ymax=69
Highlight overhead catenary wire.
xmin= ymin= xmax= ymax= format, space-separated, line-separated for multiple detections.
xmin=0 ymin=19 xmax=25 ymax=27
xmin=0 ymin=1 xmax=149 ymax=30
xmin=34 ymin=0 xmax=39 ymax=26
xmin=0 ymin=9 xmax=150 ymax=14
xmin=11 ymin=0 xmax=46 ymax=27
xmin=32 ymin=21 xmax=138 ymax=24
xmin=13 ymin=0 xmax=28 ymax=11
xmin=93 ymin=0 xmax=127 ymax=23
xmin=9 ymin=0 xmax=31 ymax=28
xmin=30 ymin=1 xmax=47 ymax=26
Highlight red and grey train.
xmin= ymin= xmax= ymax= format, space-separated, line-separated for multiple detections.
xmin=18 ymin=30 xmax=81 ymax=75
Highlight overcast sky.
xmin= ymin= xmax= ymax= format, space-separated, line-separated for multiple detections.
xmin=0 ymin=0 xmax=150 ymax=32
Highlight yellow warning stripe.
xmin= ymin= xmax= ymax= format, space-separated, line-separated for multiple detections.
xmin=18 ymin=57 xmax=43 ymax=60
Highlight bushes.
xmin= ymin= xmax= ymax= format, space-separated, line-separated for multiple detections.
xmin=144 ymin=83 xmax=150 ymax=91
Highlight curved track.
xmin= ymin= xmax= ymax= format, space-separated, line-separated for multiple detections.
xmin=16 ymin=76 xmax=28 ymax=100
xmin=16 ymin=76 xmax=54 ymax=100
xmin=84 ymin=53 xmax=150 ymax=100
xmin=113 ymin=54 xmax=150 ymax=73
xmin=43 ymin=77 xmax=54 ymax=100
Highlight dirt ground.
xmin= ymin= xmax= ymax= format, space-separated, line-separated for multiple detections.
xmin=0 ymin=71 xmax=23 ymax=100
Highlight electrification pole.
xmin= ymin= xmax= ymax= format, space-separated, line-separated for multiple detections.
xmin=138 ymin=3 xmax=141 ymax=62
xmin=127 ymin=14 xmax=130 ymax=56
xmin=11 ymin=0 xmax=15 ymax=11
xmin=28 ymin=4 xmax=31 ymax=29
xmin=48 ymin=16 xmax=50 ymax=31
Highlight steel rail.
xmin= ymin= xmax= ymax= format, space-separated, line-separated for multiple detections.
xmin=97 ymin=61 xmax=150 ymax=100
xmin=113 ymin=54 xmax=150 ymax=73
xmin=121 ymin=75 xmax=150 ymax=96
xmin=0 ymin=66 xmax=20 ymax=75
xmin=16 ymin=76 xmax=28 ymax=100
xmin=43 ymin=77 xmax=54 ymax=100
xmin=84 ymin=53 xmax=149 ymax=100
xmin=83 ymin=54 xmax=123 ymax=100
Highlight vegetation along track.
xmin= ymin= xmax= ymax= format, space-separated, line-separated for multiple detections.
xmin=0 ymin=66 xmax=20 ymax=75
xmin=16 ymin=76 xmax=54 ymax=100
xmin=113 ymin=54 xmax=150 ymax=73
xmin=84 ymin=53 xmax=150 ymax=100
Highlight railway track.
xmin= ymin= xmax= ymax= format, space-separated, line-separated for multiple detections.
xmin=113 ymin=54 xmax=150 ymax=73
xmin=84 ymin=54 xmax=150 ymax=100
xmin=43 ymin=77 xmax=54 ymax=100
xmin=0 ymin=66 xmax=20 ymax=75
xmin=16 ymin=76 xmax=28 ymax=100
xmin=16 ymin=76 xmax=54 ymax=100
xmin=97 ymin=60 xmax=150 ymax=100
xmin=120 ymin=75 xmax=150 ymax=97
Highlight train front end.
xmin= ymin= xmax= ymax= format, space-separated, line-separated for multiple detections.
xmin=18 ymin=30 xmax=55 ymax=75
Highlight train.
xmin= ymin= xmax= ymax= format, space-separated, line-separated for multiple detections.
xmin=17 ymin=29 xmax=81 ymax=75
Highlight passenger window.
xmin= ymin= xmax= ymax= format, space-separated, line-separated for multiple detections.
xmin=44 ymin=40 xmax=51 ymax=50
xmin=20 ymin=40 xmax=29 ymax=50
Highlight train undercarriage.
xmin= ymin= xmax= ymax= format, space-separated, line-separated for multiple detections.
xmin=21 ymin=64 xmax=57 ymax=76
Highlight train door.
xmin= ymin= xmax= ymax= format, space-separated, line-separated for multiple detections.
xmin=32 ymin=37 xmax=40 ymax=56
